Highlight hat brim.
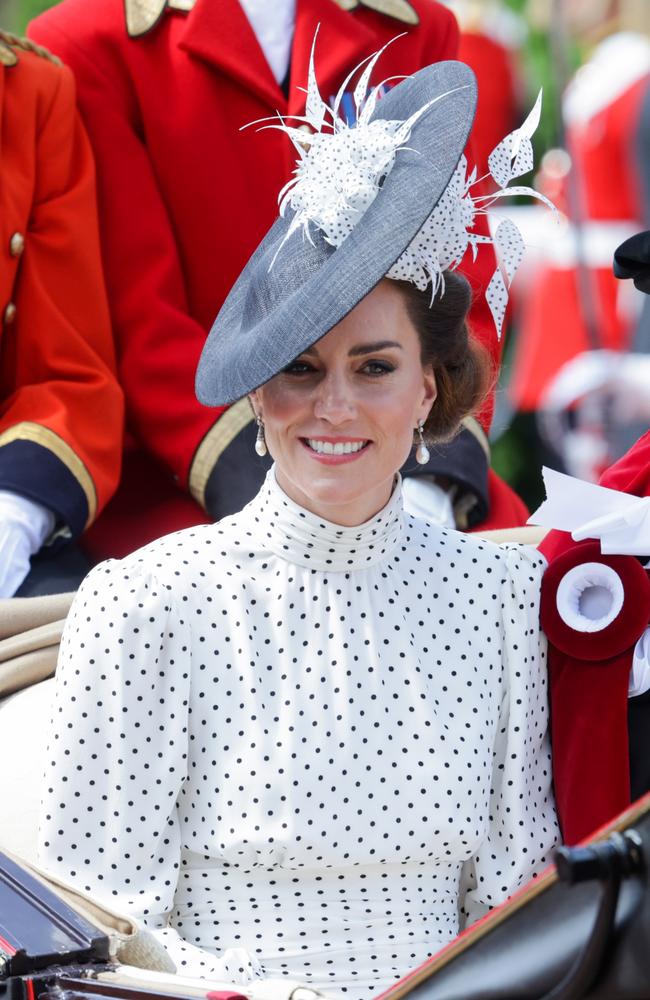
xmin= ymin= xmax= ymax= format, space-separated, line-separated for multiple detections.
xmin=197 ymin=60 xmax=477 ymax=407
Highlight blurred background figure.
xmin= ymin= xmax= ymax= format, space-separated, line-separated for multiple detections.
xmin=509 ymin=0 xmax=650 ymax=484
xmin=0 ymin=30 xmax=123 ymax=597
xmin=444 ymin=0 xmax=526 ymax=173
xmin=534 ymin=230 xmax=650 ymax=843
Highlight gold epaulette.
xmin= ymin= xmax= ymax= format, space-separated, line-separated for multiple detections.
xmin=331 ymin=0 xmax=419 ymax=25
xmin=124 ymin=0 xmax=418 ymax=38
xmin=0 ymin=29 xmax=62 ymax=67
xmin=123 ymin=0 xmax=166 ymax=38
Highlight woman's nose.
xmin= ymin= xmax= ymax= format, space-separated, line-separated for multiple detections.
xmin=312 ymin=373 xmax=357 ymax=424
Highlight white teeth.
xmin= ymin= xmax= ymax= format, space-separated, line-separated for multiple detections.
xmin=307 ymin=439 xmax=367 ymax=455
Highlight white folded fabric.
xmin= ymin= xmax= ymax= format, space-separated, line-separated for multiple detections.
xmin=402 ymin=476 xmax=456 ymax=526
xmin=529 ymin=467 xmax=650 ymax=555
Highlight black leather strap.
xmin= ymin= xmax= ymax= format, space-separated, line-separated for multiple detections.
xmin=543 ymin=832 xmax=645 ymax=1000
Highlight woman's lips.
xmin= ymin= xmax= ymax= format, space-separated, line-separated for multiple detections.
xmin=300 ymin=437 xmax=372 ymax=464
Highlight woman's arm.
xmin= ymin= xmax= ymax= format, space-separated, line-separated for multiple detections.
xmin=460 ymin=546 xmax=560 ymax=926
xmin=38 ymin=559 xmax=252 ymax=979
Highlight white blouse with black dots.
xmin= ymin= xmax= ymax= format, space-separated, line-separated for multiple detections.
xmin=39 ymin=468 xmax=559 ymax=998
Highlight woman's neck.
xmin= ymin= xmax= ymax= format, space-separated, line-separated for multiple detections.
xmin=273 ymin=466 xmax=397 ymax=527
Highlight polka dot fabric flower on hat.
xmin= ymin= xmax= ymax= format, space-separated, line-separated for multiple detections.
xmin=254 ymin=33 xmax=555 ymax=338
xmin=39 ymin=468 xmax=558 ymax=997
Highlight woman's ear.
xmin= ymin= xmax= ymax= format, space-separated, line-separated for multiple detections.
xmin=420 ymin=368 xmax=437 ymax=419
xmin=248 ymin=391 xmax=261 ymax=420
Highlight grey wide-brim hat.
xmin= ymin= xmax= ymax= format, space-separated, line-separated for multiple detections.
xmin=196 ymin=60 xmax=477 ymax=407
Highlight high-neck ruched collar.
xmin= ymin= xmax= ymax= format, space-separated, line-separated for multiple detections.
xmin=248 ymin=466 xmax=405 ymax=571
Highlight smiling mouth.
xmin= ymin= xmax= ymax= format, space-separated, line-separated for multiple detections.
xmin=304 ymin=439 xmax=371 ymax=456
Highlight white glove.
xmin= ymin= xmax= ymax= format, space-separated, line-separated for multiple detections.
xmin=630 ymin=627 xmax=650 ymax=698
xmin=0 ymin=491 xmax=56 ymax=597
xmin=402 ymin=476 xmax=456 ymax=526
xmin=530 ymin=466 xmax=650 ymax=556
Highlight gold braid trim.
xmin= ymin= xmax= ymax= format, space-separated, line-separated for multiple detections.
xmin=0 ymin=422 xmax=97 ymax=526
xmin=461 ymin=414 xmax=490 ymax=461
xmin=124 ymin=0 xmax=418 ymax=33
xmin=0 ymin=30 xmax=62 ymax=66
xmin=189 ymin=398 xmax=256 ymax=511
xmin=330 ymin=0 xmax=419 ymax=23
xmin=123 ymin=0 xmax=167 ymax=37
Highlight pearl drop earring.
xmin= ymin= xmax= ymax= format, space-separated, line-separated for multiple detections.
xmin=254 ymin=415 xmax=267 ymax=457
xmin=415 ymin=419 xmax=430 ymax=465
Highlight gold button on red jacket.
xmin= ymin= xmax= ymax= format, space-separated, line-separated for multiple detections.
xmin=0 ymin=40 xmax=123 ymax=541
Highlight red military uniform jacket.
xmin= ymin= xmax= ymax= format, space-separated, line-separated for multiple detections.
xmin=31 ymin=0 xmax=524 ymax=558
xmin=540 ymin=430 xmax=650 ymax=845
xmin=0 ymin=35 xmax=123 ymax=542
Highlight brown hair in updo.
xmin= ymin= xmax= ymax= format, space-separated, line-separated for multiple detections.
xmin=393 ymin=270 xmax=492 ymax=442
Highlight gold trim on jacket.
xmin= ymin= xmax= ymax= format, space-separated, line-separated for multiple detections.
xmin=0 ymin=29 xmax=61 ymax=66
xmin=125 ymin=0 xmax=419 ymax=38
xmin=461 ymin=414 xmax=491 ymax=461
xmin=338 ymin=0 xmax=419 ymax=25
xmin=189 ymin=398 xmax=255 ymax=511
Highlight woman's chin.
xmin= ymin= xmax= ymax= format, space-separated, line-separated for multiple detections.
xmin=278 ymin=460 xmax=395 ymax=524
xmin=295 ymin=475 xmax=365 ymax=508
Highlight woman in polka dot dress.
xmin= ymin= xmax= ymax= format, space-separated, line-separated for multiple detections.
xmin=38 ymin=51 xmax=559 ymax=999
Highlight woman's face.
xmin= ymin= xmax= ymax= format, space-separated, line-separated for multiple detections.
xmin=250 ymin=279 xmax=437 ymax=526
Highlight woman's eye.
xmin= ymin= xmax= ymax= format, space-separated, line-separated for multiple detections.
xmin=362 ymin=360 xmax=395 ymax=376
xmin=283 ymin=360 xmax=314 ymax=375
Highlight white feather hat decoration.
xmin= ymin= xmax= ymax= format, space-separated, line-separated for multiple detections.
xmin=250 ymin=29 xmax=555 ymax=339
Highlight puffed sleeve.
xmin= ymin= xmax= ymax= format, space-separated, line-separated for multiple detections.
xmin=460 ymin=546 xmax=560 ymax=926
xmin=37 ymin=559 xmax=257 ymax=981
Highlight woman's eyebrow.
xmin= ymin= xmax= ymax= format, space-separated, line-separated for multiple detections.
xmin=301 ymin=340 xmax=403 ymax=359
xmin=348 ymin=340 xmax=403 ymax=357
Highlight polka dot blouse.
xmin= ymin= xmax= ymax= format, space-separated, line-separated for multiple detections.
xmin=39 ymin=468 xmax=559 ymax=998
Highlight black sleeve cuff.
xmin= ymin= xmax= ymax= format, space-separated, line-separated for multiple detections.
xmin=0 ymin=439 xmax=89 ymax=545
xmin=400 ymin=426 xmax=489 ymax=527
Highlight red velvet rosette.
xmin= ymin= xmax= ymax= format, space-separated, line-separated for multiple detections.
xmin=541 ymin=539 xmax=650 ymax=844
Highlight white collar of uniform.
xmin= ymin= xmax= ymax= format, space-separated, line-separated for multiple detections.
xmin=239 ymin=0 xmax=296 ymax=85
